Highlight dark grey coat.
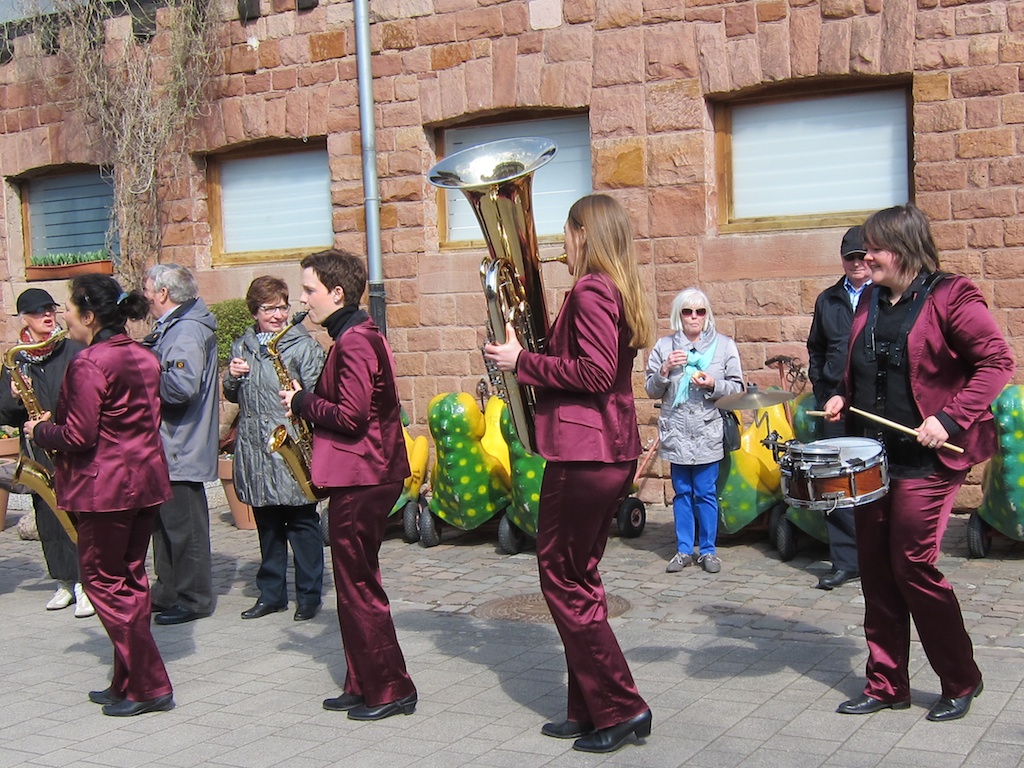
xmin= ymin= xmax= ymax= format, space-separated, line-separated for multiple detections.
xmin=222 ymin=323 xmax=326 ymax=507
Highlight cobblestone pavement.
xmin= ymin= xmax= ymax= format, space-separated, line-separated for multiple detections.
xmin=2 ymin=486 xmax=1023 ymax=768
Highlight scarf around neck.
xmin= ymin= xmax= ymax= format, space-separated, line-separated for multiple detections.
xmin=671 ymin=334 xmax=718 ymax=408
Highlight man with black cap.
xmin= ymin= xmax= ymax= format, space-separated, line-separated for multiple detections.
xmin=0 ymin=288 xmax=91 ymax=616
xmin=806 ymin=226 xmax=872 ymax=590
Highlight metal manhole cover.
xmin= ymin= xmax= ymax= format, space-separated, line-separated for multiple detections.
xmin=473 ymin=592 xmax=630 ymax=624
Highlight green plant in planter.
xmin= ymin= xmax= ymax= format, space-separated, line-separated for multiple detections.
xmin=30 ymin=249 xmax=112 ymax=267
xmin=208 ymin=298 xmax=253 ymax=367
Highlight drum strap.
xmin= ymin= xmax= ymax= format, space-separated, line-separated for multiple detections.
xmin=864 ymin=271 xmax=948 ymax=368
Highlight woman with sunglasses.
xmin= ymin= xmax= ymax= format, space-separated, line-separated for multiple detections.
xmin=223 ymin=276 xmax=326 ymax=622
xmin=645 ymin=288 xmax=743 ymax=574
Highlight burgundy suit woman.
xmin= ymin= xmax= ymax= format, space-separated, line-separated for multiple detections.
xmin=284 ymin=249 xmax=415 ymax=721
xmin=485 ymin=195 xmax=654 ymax=753
xmin=27 ymin=275 xmax=173 ymax=717
xmin=825 ymin=204 xmax=1014 ymax=723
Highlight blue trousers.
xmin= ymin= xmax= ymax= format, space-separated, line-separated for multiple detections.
xmin=252 ymin=502 xmax=324 ymax=608
xmin=670 ymin=462 xmax=719 ymax=557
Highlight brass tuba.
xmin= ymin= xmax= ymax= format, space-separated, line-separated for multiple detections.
xmin=428 ymin=137 xmax=557 ymax=454
xmin=265 ymin=311 xmax=328 ymax=501
xmin=2 ymin=329 xmax=78 ymax=543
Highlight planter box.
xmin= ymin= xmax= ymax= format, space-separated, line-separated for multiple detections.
xmin=26 ymin=260 xmax=114 ymax=281
xmin=218 ymin=456 xmax=256 ymax=530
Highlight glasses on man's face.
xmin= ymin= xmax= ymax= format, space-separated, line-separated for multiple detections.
xmin=681 ymin=307 xmax=707 ymax=317
xmin=843 ymin=252 xmax=867 ymax=263
xmin=258 ymin=304 xmax=290 ymax=316
xmin=27 ymin=306 xmax=58 ymax=317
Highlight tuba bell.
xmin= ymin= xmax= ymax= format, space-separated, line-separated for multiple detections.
xmin=428 ymin=137 xmax=557 ymax=455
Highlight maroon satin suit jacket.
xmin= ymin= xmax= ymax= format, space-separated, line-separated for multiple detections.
xmin=844 ymin=275 xmax=1015 ymax=472
xmin=297 ymin=317 xmax=410 ymax=487
xmin=33 ymin=334 xmax=172 ymax=512
xmin=516 ymin=273 xmax=643 ymax=463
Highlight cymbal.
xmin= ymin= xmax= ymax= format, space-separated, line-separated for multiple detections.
xmin=716 ymin=387 xmax=795 ymax=411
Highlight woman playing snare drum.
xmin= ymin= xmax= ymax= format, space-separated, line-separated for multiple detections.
xmin=824 ymin=204 xmax=1013 ymax=722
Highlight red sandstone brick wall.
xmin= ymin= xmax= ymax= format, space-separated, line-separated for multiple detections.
xmin=1 ymin=0 xmax=1022 ymax=506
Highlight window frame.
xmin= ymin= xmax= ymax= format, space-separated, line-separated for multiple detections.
xmin=19 ymin=164 xmax=117 ymax=267
xmin=714 ymin=82 xmax=914 ymax=233
xmin=207 ymin=139 xmax=334 ymax=267
xmin=433 ymin=112 xmax=591 ymax=250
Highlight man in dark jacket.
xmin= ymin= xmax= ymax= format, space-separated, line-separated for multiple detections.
xmin=805 ymin=227 xmax=871 ymax=590
xmin=0 ymin=289 xmax=91 ymax=616
xmin=143 ymin=265 xmax=219 ymax=625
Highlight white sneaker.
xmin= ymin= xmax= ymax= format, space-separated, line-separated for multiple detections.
xmin=46 ymin=583 xmax=74 ymax=611
xmin=74 ymin=583 xmax=95 ymax=618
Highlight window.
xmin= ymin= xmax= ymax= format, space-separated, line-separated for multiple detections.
xmin=208 ymin=142 xmax=333 ymax=265
xmin=23 ymin=168 xmax=116 ymax=262
xmin=718 ymin=88 xmax=910 ymax=232
xmin=438 ymin=115 xmax=591 ymax=243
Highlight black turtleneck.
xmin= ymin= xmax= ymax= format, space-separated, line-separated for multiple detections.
xmin=291 ymin=305 xmax=368 ymax=416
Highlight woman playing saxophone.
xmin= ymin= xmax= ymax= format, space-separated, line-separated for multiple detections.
xmin=223 ymin=276 xmax=326 ymax=622
xmin=0 ymin=288 xmax=93 ymax=618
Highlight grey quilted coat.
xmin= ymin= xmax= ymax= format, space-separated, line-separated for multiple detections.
xmin=222 ymin=324 xmax=327 ymax=507
xmin=644 ymin=329 xmax=744 ymax=466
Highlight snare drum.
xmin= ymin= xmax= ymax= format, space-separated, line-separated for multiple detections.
xmin=780 ymin=437 xmax=888 ymax=511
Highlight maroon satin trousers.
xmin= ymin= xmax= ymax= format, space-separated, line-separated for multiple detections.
xmin=77 ymin=506 xmax=173 ymax=702
xmin=329 ymin=482 xmax=416 ymax=707
xmin=855 ymin=469 xmax=981 ymax=701
xmin=537 ymin=460 xmax=648 ymax=730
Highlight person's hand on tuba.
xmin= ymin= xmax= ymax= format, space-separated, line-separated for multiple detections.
xmin=483 ymin=322 xmax=523 ymax=373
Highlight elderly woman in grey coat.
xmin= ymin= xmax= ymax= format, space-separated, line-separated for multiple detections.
xmin=645 ymin=288 xmax=743 ymax=575
xmin=223 ymin=277 xmax=327 ymax=621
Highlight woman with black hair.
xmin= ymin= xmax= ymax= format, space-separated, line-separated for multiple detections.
xmin=25 ymin=275 xmax=174 ymax=717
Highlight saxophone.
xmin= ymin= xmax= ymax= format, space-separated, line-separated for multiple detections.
xmin=265 ymin=312 xmax=327 ymax=501
xmin=2 ymin=329 xmax=78 ymax=544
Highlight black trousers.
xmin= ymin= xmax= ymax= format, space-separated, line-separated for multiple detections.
xmin=151 ymin=482 xmax=214 ymax=613
xmin=252 ymin=502 xmax=324 ymax=607
xmin=821 ymin=418 xmax=859 ymax=572
xmin=35 ymin=494 xmax=78 ymax=583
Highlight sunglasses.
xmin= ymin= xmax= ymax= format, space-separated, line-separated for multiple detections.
xmin=681 ymin=308 xmax=707 ymax=317
xmin=843 ymin=252 xmax=867 ymax=262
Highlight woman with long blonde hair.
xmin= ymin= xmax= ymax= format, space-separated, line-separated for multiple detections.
xmin=485 ymin=193 xmax=653 ymax=754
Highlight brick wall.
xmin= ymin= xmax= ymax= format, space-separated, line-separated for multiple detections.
xmin=1 ymin=0 xmax=1022 ymax=506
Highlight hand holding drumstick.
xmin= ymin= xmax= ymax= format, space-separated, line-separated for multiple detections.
xmin=816 ymin=396 xmax=964 ymax=454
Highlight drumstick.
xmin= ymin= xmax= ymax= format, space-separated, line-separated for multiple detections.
xmin=805 ymin=410 xmax=826 ymax=417
xmin=848 ymin=406 xmax=965 ymax=454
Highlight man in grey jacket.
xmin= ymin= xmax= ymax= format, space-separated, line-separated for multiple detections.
xmin=143 ymin=264 xmax=219 ymax=625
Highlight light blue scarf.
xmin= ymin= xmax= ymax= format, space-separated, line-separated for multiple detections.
xmin=671 ymin=337 xmax=718 ymax=407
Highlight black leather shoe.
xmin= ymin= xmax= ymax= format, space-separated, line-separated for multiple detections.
xmin=816 ymin=569 xmax=860 ymax=590
xmin=836 ymin=693 xmax=911 ymax=714
xmin=240 ymin=601 xmax=287 ymax=620
xmin=541 ymin=719 xmax=592 ymax=739
xmin=572 ymin=709 xmax=652 ymax=753
xmin=323 ymin=692 xmax=364 ymax=712
xmin=926 ymin=680 xmax=983 ymax=722
xmin=155 ymin=604 xmax=209 ymax=625
xmin=88 ymin=688 xmax=123 ymax=705
xmin=102 ymin=693 xmax=174 ymax=717
xmin=347 ymin=692 xmax=417 ymax=721
xmin=293 ymin=604 xmax=320 ymax=622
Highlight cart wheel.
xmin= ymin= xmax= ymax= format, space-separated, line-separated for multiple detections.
xmin=767 ymin=504 xmax=786 ymax=548
xmin=497 ymin=513 xmax=526 ymax=555
xmin=616 ymin=497 xmax=646 ymax=538
xmin=419 ymin=504 xmax=441 ymax=548
xmin=402 ymin=499 xmax=420 ymax=544
xmin=319 ymin=505 xmax=330 ymax=547
xmin=775 ymin=515 xmax=798 ymax=561
xmin=966 ymin=511 xmax=992 ymax=559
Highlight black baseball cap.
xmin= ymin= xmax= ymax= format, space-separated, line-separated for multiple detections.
xmin=841 ymin=226 xmax=866 ymax=261
xmin=16 ymin=288 xmax=58 ymax=314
